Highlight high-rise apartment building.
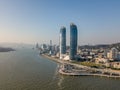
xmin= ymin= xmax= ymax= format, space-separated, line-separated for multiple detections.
xmin=60 ymin=26 xmax=66 ymax=59
xmin=70 ymin=23 xmax=78 ymax=60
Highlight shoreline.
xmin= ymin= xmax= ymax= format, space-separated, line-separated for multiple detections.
xmin=41 ymin=54 xmax=62 ymax=63
xmin=41 ymin=54 xmax=120 ymax=78
xmin=58 ymin=69 xmax=120 ymax=78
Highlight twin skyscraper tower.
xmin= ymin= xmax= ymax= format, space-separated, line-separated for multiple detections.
xmin=60 ymin=23 xmax=78 ymax=60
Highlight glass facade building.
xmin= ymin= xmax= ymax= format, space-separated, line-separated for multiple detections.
xmin=60 ymin=26 xmax=66 ymax=59
xmin=70 ymin=23 xmax=78 ymax=60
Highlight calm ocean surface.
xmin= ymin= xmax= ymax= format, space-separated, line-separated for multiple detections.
xmin=0 ymin=46 xmax=120 ymax=90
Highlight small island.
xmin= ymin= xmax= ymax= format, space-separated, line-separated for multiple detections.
xmin=0 ymin=47 xmax=15 ymax=52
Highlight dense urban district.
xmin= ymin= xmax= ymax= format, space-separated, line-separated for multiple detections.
xmin=36 ymin=23 xmax=120 ymax=77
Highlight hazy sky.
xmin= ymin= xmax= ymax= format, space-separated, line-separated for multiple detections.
xmin=0 ymin=0 xmax=120 ymax=45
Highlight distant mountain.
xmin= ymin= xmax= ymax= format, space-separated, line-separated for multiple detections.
xmin=79 ymin=44 xmax=109 ymax=49
xmin=79 ymin=42 xmax=120 ymax=51
xmin=110 ymin=43 xmax=120 ymax=51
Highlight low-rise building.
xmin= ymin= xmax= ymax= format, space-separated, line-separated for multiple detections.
xmin=63 ymin=55 xmax=70 ymax=61
xmin=107 ymin=48 xmax=118 ymax=60
xmin=95 ymin=58 xmax=109 ymax=64
xmin=112 ymin=62 xmax=120 ymax=69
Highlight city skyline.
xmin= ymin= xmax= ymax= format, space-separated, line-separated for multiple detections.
xmin=0 ymin=0 xmax=120 ymax=45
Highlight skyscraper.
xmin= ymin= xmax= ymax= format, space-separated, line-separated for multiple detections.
xmin=60 ymin=26 xmax=66 ymax=59
xmin=49 ymin=40 xmax=52 ymax=55
xmin=70 ymin=23 xmax=78 ymax=60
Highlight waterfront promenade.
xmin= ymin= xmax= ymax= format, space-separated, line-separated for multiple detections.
xmin=41 ymin=54 xmax=120 ymax=78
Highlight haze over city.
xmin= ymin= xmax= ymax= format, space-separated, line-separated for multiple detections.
xmin=0 ymin=0 xmax=120 ymax=45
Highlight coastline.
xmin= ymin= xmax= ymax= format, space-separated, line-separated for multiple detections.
xmin=41 ymin=54 xmax=120 ymax=78
xmin=41 ymin=54 xmax=62 ymax=63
